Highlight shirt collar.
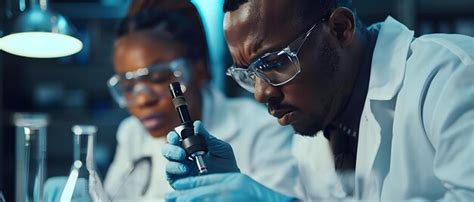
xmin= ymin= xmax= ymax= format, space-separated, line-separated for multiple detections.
xmin=367 ymin=16 xmax=414 ymax=101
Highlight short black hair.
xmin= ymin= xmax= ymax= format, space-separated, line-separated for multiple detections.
xmin=222 ymin=0 xmax=359 ymax=31
xmin=223 ymin=0 xmax=248 ymax=12
xmin=116 ymin=8 xmax=209 ymax=62
xmin=223 ymin=0 xmax=353 ymax=16
xmin=299 ymin=0 xmax=362 ymax=33
xmin=297 ymin=0 xmax=354 ymax=21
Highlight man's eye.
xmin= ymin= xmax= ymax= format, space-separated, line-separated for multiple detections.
xmin=257 ymin=61 xmax=282 ymax=71
xmin=256 ymin=54 xmax=287 ymax=71
xmin=260 ymin=56 xmax=293 ymax=72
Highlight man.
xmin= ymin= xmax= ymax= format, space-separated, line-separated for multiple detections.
xmin=163 ymin=0 xmax=474 ymax=201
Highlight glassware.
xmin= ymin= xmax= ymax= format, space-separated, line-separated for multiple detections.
xmin=1 ymin=190 xmax=6 ymax=202
xmin=13 ymin=113 xmax=49 ymax=202
xmin=60 ymin=125 xmax=108 ymax=202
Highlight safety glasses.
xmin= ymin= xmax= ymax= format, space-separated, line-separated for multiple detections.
xmin=107 ymin=58 xmax=191 ymax=108
xmin=226 ymin=18 xmax=325 ymax=93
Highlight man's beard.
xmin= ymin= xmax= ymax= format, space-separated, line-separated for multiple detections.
xmin=293 ymin=125 xmax=321 ymax=137
xmin=293 ymin=38 xmax=340 ymax=137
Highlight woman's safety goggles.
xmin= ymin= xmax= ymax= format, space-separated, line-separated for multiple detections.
xmin=107 ymin=58 xmax=191 ymax=108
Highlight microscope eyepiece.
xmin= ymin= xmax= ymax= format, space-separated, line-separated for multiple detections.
xmin=169 ymin=82 xmax=208 ymax=174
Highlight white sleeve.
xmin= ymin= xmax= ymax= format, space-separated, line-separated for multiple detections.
xmin=103 ymin=118 xmax=134 ymax=197
xmin=421 ymin=61 xmax=474 ymax=201
xmin=246 ymin=122 xmax=301 ymax=198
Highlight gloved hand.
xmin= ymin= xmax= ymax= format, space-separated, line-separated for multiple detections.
xmin=165 ymin=173 xmax=296 ymax=202
xmin=43 ymin=176 xmax=90 ymax=202
xmin=44 ymin=176 xmax=68 ymax=202
xmin=161 ymin=120 xmax=240 ymax=185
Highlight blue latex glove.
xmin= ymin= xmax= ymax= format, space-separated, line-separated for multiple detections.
xmin=161 ymin=120 xmax=240 ymax=185
xmin=165 ymin=173 xmax=296 ymax=202
xmin=43 ymin=176 xmax=90 ymax=202
xmin=44 ymin=176 xmax=68 ymax=202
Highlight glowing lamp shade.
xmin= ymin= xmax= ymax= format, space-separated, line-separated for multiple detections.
xmin=0 ymin=32 xmax=82 ymax=58
xmin=0 ymin=6 xmax=83 ymax=58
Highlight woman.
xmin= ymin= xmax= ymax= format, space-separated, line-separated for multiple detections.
xmin=103 ymin=1 xmax=299 ymax=200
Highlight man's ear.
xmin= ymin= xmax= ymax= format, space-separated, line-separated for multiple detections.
xmin=328 ymin=7 xmax=355 ymax=47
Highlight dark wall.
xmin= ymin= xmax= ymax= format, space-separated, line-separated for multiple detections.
xmin=0 ymin=0 xmax=4 ymax=196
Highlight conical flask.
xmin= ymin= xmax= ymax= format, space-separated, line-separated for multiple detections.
xmin=60 ymin=125 xmax=109 ymax=202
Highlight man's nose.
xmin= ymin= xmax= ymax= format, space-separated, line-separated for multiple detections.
xmin=254 ymin=77 xmax=283 ymax=104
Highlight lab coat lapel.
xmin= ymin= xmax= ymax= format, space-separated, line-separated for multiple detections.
xmin=356 ymin=17 xmax=414 ymax=187
xmin=201 ymin=85 xmax=240 ymax=139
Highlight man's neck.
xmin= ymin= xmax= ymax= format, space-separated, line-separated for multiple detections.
xmin=333 ymin=28 xmax=377 ymax=133
xmin=325 ymin=28 xmax=378 ymax=170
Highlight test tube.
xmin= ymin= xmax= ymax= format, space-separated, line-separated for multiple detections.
xmin=13 ymin=113 xmax=49 ymax=202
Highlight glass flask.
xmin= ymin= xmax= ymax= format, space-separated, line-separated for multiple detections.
xmin=60 ymin=125 xmax=109 ymax=202
xmin=13 ymin=113 xmax=49 ymax=202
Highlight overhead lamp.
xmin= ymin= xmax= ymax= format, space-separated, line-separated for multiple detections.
xmin=0 ymin=0 xmax=83 ymax=58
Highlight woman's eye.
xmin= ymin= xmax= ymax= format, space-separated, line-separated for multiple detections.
xmin=249 ymin=73 xmax=257 ymax=81
xmin=149 ymin=71 xmax=173 ymax=83
xmin=120 ymin=81 xmax=134 ymax=93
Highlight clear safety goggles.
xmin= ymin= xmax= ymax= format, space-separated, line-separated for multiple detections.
xmin=226 ymin=18 xmax=325 ymax=93
xmin=107 ymin=58 xmax=191 ymax=108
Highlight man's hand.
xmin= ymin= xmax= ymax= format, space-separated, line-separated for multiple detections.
xmin=161 ymin=120 xmax=240 ymax=185
xmin=165 ymin=173 xmax=295 ymax=202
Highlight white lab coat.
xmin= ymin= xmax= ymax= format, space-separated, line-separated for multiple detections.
xmin=293 ymin=16 xmax=474 ymax=201
xmin=104 ymin=85 xmax=299 ymax=200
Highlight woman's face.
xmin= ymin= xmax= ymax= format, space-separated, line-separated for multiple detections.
xmin=113 ymin=31 xmax=201 ymax=138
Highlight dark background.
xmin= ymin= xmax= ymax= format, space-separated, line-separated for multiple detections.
xmin=1 ymin=0 xmax=473 ymax=201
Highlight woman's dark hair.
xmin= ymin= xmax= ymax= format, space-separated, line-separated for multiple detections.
xmin=223 ymin=0 xmax=248 ymax=12
xmin=116 ymin=6 xmax=209 ymax=65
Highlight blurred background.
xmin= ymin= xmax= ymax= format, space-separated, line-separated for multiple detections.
xmin=0 ymin=0 xmax=473 ymax=200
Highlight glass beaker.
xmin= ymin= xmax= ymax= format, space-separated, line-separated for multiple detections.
xmin=13 ymin=113 xmax=49 ymax=202
xmin=1 ymin=190 xmax=5 ymax=202
xmin=60 ymin=125 xmax=108 ymax=202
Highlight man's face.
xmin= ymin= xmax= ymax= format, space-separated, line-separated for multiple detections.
xmin=224 ymin=1 xmax=350 ymax=136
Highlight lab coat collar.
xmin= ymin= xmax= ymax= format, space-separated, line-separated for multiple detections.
xmin=201 ymin=84 xmax=240 ymax=140
xmin=356 ymin=16 xmax=414 ymax=186
xmin=366 ymin=16 xmax=414 ymax=101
